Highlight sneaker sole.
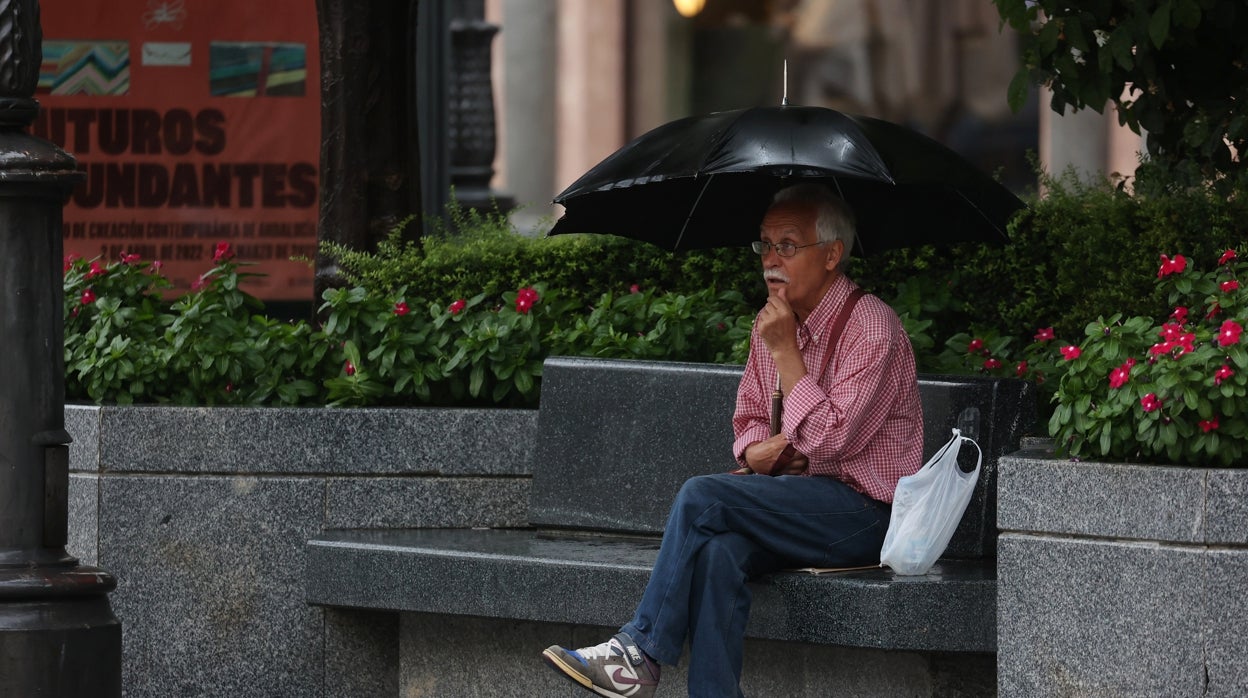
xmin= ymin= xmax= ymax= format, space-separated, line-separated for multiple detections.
xmin=541 ymin=648 xmax=630 ymax=698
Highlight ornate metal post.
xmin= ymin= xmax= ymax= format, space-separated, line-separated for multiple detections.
xmin=0 ymin=1 xmax=122 ymax=695
xmin=448 ymin=0 xmax=512 ymax=213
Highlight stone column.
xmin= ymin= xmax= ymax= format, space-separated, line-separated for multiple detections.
xmin=0 ymin=1 xmax=121 ymax=694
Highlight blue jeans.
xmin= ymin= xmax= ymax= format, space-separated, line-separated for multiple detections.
xmin=620 ymin=473 xmax=891 ymax=698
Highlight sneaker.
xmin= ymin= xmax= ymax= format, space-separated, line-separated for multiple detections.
xmin=542 ymin=632 xmax=661 ymax=698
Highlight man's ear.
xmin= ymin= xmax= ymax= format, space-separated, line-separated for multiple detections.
xmin=824 ymin=239 xmax=845 ymax=271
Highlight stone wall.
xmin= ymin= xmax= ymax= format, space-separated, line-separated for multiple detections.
xmin=65 ymin=404 xmax=536 ymax=698
xmin=997 ymin=443 xmax=1248 ymax=697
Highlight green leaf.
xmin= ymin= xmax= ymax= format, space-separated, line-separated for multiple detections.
xmin=1006 ymin=70 xmax=1031 ymax=113
xmin=1148 ymin=1 xmax=1171 ymax=49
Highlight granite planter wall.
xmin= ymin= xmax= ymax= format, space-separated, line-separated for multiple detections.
xmin=997 ymin=443 xmax=1248 ymax=697
xmin=65 ymin=404 xmax=537 ymax=698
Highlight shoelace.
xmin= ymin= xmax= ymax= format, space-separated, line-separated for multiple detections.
xmin=577 ymin=640 xmax=625 ymax=661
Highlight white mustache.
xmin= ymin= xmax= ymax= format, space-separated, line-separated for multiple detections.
xmin=763 ymin=270 xmax=789 ymax=283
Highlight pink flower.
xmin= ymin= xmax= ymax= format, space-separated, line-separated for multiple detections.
xmin=1221 ymin=280 xmax=1240 ymax=293
xmin=344 ymin=360 xmax=356 ymax=376
xmin=1199 ymin=417 xmax=1220 ymax=433
xmin=1015 ymin=360 xmax=1028 ymax=377
xmin=1220 ymin=249 xmax=1238 ymax=265
xmin=119 ymin=251 xmax=141 ymax=265
xmin=1033 ymin=327 xmax=1054 ymax=342
xmin=967 ymin=338 xmax=984 ymax=353
xmin=1108 ymin=361 xmax=1132 ymax=389
xmin=1157 ymin=254 xmax=1187 ymax=278
xmin=80 ymin=288 xmax=96 ymax=305
xmin=629 ymin=284 xmax=641 ymax=294
xmin=1170 ymin=306 xmax=1188 ymax=324
xmin=1218 ymin=320 xmax=1242 ymax=347
xmin=212 ymin=242 xmax=234 ymax=262
xmin=152 ymin=260 xmax=164 ymax=272
xmin=1140 ymin=393 xmax=1163 ymax=412
xmin=394 ymin=301 xmax=410 ymax=317
xmin=1215 ymin=364 xmax=1235 ymax=385
xmin=983 ymin=358 xmax=1002 ymax=370
xmin=515 ymin=286 xmax=540 ymax=314
xmin=448 ymin=299 xmax=466 ymax=315
xmin=191 ymin=277 xmax=206 ymax=291
xmin=86 ymin=261 xmax=107 ymax=279
xmin=225 ymin=382 xmax=234 ymax=394
xmin=1060 ymin=345 xmax=1082 ymax=361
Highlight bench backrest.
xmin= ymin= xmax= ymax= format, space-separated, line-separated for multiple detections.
xmin=528 ymin=356 xmax=1034 ymax=558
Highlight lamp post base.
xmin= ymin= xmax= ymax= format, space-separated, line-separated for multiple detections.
xmin=0 ymin=565 xmax=121 ymax=697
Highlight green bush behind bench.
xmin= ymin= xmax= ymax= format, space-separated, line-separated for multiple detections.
xmin=63 ymin=170 xmax=1248 ymax=409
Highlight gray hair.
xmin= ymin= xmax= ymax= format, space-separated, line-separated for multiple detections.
xmin=771 ymin=183 xmax=857 ymax=267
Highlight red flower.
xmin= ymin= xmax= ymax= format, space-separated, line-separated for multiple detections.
xmin=983 ymin=358 xmax=1002 ymax=370
xmin=515 ymin=286 xmax=540 ymax=314
xmin=1176 ymin=333 xmax=1196 ymax=356
xmin=448 ymin=299 xmax=467 ymax=315
xmin=1199 ymin=417 xmax=1220 ymax=433
xmin=212 ymin=242 xmax=234 ymax=262
xmin=344 ymin=360 xmax=356 ymax=376
xmin=1060 ymin=345 xmax=1082 ymax=361
xmin=1157 ymin=254 xmax=1187 ymax=278
xmin=1159 ymin=322 xmax=1183 ymax=341
xmin=967 ymin=338 xmax=984 ymax=353
xmin=629 ymin=284 xmax=641 ymax=294
xmin=119 ymin=251 xmax=141 ymax=265
xmin=1218 ymin=320 xmax=1242 ymax=347
xmin=1170 ymin=307 xmax=1188 ymax=324
xmin=63 ymin=253 xmax=81 ymax=272
xmin=1033 ymin=327 xmax=1054 ymax=342
xmin=191 ymin=277 xmax=206 ymax=291
xmin=152 ymin=260 xmax=164 ymax=272
xmin=1221 ymin=280 xmax=1240 ymax=293
xmin=1220 ymin=249 xmax=1238 ymax=265
xmin=225 ymin=382 xmax=234 ymax=394
xmin=80 ymin=288 xmax=96 ymax=305
xmin=1015 ymin=360 xmax=1028 ymax=377
xmin=1207 ymin=303 xmax=1222 ymax=320
xmin=394 ymin=301 xmax=410 ymax=316
xmin=1215 ymin=364 xmax=1235 ymax=385
xmin=1140 ymin=393 xmax=1163 ymax=412
xmin=86 ymin=261 xmax=107 ymax=279
xmin=1108 ymin=361 xmax=1132 ymax=389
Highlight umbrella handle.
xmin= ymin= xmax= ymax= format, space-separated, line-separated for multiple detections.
xmin=770 ymin=389 xmax=782 ymax=437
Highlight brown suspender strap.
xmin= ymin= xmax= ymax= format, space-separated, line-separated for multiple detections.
xmin=766 ymin=287 xmax=867 ymax=476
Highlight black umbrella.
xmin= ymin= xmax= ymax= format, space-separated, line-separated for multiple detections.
xmin=548 ymin=105 xmax=1025 ymax=255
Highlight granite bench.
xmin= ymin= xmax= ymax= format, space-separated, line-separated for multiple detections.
xmin=306 ymin=356 xmax=1034 ymax=660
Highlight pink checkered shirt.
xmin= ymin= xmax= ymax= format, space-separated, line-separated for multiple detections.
xmin=732 ymin=274 xmax=924 ymax=503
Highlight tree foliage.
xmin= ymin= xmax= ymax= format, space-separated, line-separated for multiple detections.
xmin=995 ymin=0 xmax=1248 ymax=192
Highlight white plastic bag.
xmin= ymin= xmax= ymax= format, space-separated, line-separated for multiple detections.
xmin=879 ymin=428 xmax=982 ymax=576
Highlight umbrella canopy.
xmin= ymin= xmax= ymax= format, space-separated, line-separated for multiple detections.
xmin=548 ymin=105 xmax=1025 ymax=255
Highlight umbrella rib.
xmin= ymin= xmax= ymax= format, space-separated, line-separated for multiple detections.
xmin=673 ymin=174 xmax=715 ymax=251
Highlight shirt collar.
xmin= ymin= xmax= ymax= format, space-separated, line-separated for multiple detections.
xmin=797 ymin=274 xmax=858 ymax=349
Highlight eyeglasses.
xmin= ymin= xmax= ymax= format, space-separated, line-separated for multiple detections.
xmin=751 ymin=240 xmax=827 ymax=258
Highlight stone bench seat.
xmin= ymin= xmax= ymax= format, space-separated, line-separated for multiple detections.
xmin=306 ymin=355 xmax=1033 ymax=665
xmin=307 ymin=527 xmax=997 ymax=652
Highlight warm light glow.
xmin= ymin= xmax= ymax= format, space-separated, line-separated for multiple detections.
xmin=673 ymin=0 xmax=706 ymax=18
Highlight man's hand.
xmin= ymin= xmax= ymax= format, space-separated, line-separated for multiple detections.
xmin=757 ymin=287 xmax=808 ymax=395
xmin=742 ymin=433 xmax=809 ymax=475
xmin=756 ymin=289 xmax=798 ymax=357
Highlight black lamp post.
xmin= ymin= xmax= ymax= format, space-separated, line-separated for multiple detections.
xmin=0 ymin=1 xmax=122 ymax=694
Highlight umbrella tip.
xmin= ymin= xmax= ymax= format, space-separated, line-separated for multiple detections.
xmin=781 ymin=59 xmax=789 ymax=106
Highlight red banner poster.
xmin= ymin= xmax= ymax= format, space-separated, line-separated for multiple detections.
xmin=36 ymin=0 xmax=321 ymax=301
